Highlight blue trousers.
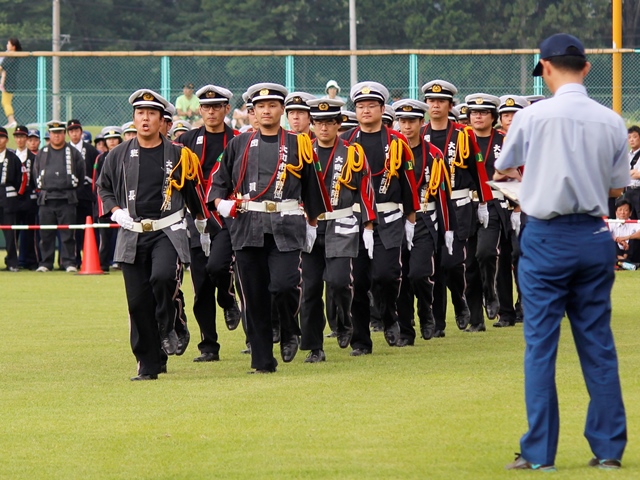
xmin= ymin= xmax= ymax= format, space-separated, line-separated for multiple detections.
xmin=518 ymin=215 xmax=626 ymax=465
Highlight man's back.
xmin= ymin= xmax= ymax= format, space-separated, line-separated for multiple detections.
xmin=505 ymin=84 xmax=628 ymax=219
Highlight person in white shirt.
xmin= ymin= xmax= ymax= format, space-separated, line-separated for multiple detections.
xmin=624 ymin=125 xmax=640 ymax=217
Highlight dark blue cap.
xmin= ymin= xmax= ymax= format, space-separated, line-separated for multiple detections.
xmin=27 ymin=129 xmax=40 ymax=138
xmin=532 ymin=33 xmax=586 ymax=77
xmin=82 ymin=131 xmax=92 ymax=142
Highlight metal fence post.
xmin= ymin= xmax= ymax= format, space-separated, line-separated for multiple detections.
xmin=533 ymin=53 xmax=543 ymax=95
xmin=37 ymin=56 xmax=47 ymax=145
xmin=160 ymin=56 xmax=170 ymax=101
xmin=285 ymin=55 xmax=295 ymax=92
xmin=409 ymin=54 xmax=418 ymax=100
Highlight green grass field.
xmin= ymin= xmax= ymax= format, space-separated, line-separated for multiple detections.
xmin=1 ymin=268 xmax=639 ymax=479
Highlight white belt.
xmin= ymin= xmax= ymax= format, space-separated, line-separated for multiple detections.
xmin=131 ymin=210 xmax=184 ymax=233
xmin=455 ymin=197 xmax=471 ymax=207
xmin=241 ymin=199 xmax=300 ymax=213
xmin=451 ymin=188 xmax=470 ymax=200
xmin=6 ymin=186 xmax=16 ymax=198
xmin=376 ymin=202 xmax=402 ymax=213
xmin=420 ymin=201 xmax=436 ymax=213
xmin=491 ymin=190 xmax=505 ymax=200
xmin=318 ymin=206 xmax=353 ymax=221
xmin=352 ymin=204 xmax=361 ymax=213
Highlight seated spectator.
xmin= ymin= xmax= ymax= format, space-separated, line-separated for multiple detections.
xmin=232 ymin=98 xmax=248 ymax=129
xmin=609 ymin=198 xmax=640 ymax=267
xmin=175 ymin=83 xmax=201 ymax=123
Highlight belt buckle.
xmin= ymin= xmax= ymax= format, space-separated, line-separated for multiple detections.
xmin=471 ymin=191 xmax=479 ymax=201
xmin=318 ymin=213 xmax=326 ymax=220
xmin=265 ymin=201 xmax=277 ymax=213
xmin=141 ymin=219 xmax=153 ymax=232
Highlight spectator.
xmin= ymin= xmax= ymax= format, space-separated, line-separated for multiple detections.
xmin=231 ymin=98 xmax=248 ymax=129
xmin=175 ymin=83 xmax=200 ymax=123
xmin=610 ymin=198 xmax=640 ymax=266
xmin=624 ymin=125 xmax=640 ymax=218
xmin=0 ymin=37 xmax=21 ymax=128
xmin=323 ymin=80 xmax=345 ymax=102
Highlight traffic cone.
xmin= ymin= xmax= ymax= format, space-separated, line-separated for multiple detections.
xmin=78 ymin=216 xmax=104 ymax=275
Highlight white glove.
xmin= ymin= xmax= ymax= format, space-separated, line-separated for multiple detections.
xmin=363 ymin=228 xmax=374 ymax=259
xmin=217 ymin=199 xmax=236 ymax=218
xmin=304 ymin=223 xmax=317 ymax=253
xmin=511 ymin=211 xmax=521 ymax=236
xmin=477 ymin=203 xmax=489 ymax=228
xmin=405 ymin=220 xmax=415 ymax=251
xmin=200 ymin=233 xmax=211 ymax=257
xmin=111 ymin=208 xmax=134 ymax=230
xmin=445 ymin=230 xmax=454 ymax=256
xmin=195 ymin=218 xmax=207 ymax=234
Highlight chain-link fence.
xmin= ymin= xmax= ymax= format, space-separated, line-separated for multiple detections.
xmin=5 ymin=49 xmax=640 ymax=130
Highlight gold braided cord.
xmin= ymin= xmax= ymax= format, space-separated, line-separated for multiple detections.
xmin=387 ymin=138 xmax=406 ymax=179
xmin=162 ymin=147 xmax=202 ymax=210
xmin=426 ymin=158 xmax=443 ymax=200
xmin=453 ymin=127 xmax=471 ymax=168
xmin=285 ymin=133 xmax=315 ymax=180
xmin=439 ymin=157 xmax=452 ymax=194
xmin=338 ymin=143 xmax=365 ymax=191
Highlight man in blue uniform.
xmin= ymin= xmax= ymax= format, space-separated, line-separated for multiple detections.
xmin=497 ymin=33 xmax=628 ymax=471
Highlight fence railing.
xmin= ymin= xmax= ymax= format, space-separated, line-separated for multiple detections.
xmin=2 ymin=48 xmax=639 ymax=132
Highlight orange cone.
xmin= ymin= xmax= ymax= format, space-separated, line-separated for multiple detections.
xmin=78 ymin=216 xmax=104 ymax=275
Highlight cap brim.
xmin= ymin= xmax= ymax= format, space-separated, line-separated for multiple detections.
xmin=532 ymin=61 xmax=543 ymax=77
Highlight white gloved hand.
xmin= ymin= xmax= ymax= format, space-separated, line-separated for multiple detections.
xmin=511 ymin=211 xmax=521 ymax=236
xmin=304 ymin=223 xmax=317 ymax=253
xmin=195 ymin=218 xmax=207 ymax=234
xmin=445 ymin=230 xmax=454 ymax=256
xmin=477 ymin=203 xmax=489 ymax=228
xmin=362 ymin=228 xmax=374 ymax=259
xmin=111 ymin=208 xmax=134 ymax=230
xmin=217 ymin=199 xmax=236 ymax=218
xmin=200 ymin=233 xmax=211 ymax=257
xmin=405 ymin=220 xmax=415 ymax=251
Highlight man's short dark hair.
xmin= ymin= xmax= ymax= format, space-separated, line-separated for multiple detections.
xmin=311 ymin=115 xmax=342 ymax=125
xmin=628 ymin=125 xmax=640 ymax=136
xmin=616 ymin=197 xmax=632 ymax=209
xmin=547 ymin=51 xmax=587 ymax=74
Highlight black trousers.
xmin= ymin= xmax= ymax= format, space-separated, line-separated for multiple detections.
xmin=39 ymin=200 xmax=76 ymax=270
xmin=235 ymin=234 xmax=302 ymax=372
xmin=0 ymin=207 xmax=17 ymax=268
xmin=121 ymin=232 xmax=181 ymax=376
xmin=75 ymin=199 xmax=94 ymax=267
xmin=16 ymin=203 xmax=39 ymax=269
xmin=189 ymin=228 xmax=235 ymax=355
xmin=433 ymin=235 xmax=467 ymax=331
xmin=351 ymin=230 xmax=401 ymax=352
xmin=98 ymin=224 xmax=118 ymax=271
xmin=300 ymin=233 xmax=354 ymax=351
xmin=465 ymin=231 xmax=484 ymax=326
xmin=476 ymin=205 xmax=502 ymax=306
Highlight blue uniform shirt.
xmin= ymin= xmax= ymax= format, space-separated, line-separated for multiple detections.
xmin=495 ymin=83 xmax=629 ymax=220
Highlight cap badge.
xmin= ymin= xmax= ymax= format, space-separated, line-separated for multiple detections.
xmin=109 ymin=130 xmax=115 ymax=135
xmin=361 ymin=87 xmax=371 ymax=94
xmin=319 ymin=102 xmax=330 ymax=111
xmin=142 ymin=93 xmax=155 ymax=101
xmin=259 ymin=88 xmax=270 ymax=96
xmin=476 ymin=97 xmax=484 ymax=105
xmin=205 ymin=91 xmax=216 ymax=98
xmin=342 ymin=115 xmax=348 ymax=122
xmin=461 ymin=106 xmax=468 ymax=114
xmin=402 ymin=105 xmax=412 ymax=112
xmin=506 ymin=98 xmax=515 ymax=107
xmin=432 ymin=84 xmax=442 ymax=93
xmin=177 ymin=123 xmax=183 ymax=128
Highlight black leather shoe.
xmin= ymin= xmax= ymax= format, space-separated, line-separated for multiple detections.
xmin=161 ymin=329 xmax=178 ymax=355
xmin=432 ymin=330 xmax=446 ymax=338
xmin=395 ymin=337 xmax=414 ymax=347
xmin=493 ymin=318 xmax=515 ymax=328
xmin=466 ymin=323 xmax=486 ymax=332
xmin=337 ymin=329 xmax=353 ymax=349
xmin=455 ymin=306 xmax=471 ymax=330
xmin=241 ymin=343 xmax=251 ymax=355
xmin=420 ymin=325 xmax=435 ymax=340
xmin=484 ymin=299 xmax=500 ymax=320
xmin=588 ymin=457 xmax=621 ymax=469
xmin=130 ymin=374 xmax=158 ymax=381
xmin=224 ymin=302 xmax=241 ymax=331
xmin=176 ymin=326 xmax=190 ymax=356
xmin=160 ymin=364 xmax=167 ymax=374
xmin=370 ymin=321 xmax=384 ymax=332
xmin=304 ymin=349 xmax=326 ymax=363
xmin=280 ymin=335 xmax=299 ymax=363
xmin=515 ymin=300 xmax=524 ymax=323
xmin=272 ymin=327 xmax=281 ymax=344
xmin=193 ymin=352 xmax=220 ymax=362
xmin=383 ymin=322 xmax=400 ymax=346
xmin=349 ymin=348 xmax=371 ymax=356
